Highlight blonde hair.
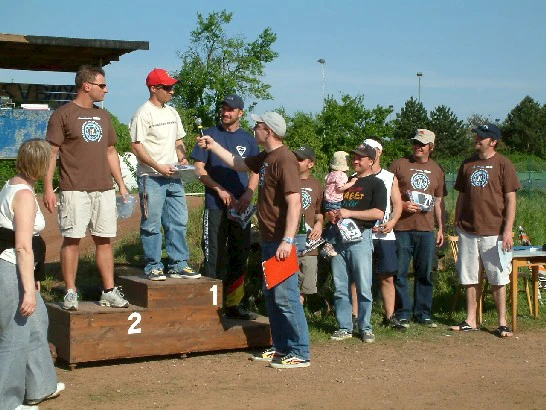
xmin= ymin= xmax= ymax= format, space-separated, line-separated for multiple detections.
xmin=16 ymin=139 xmax=52 ymax=180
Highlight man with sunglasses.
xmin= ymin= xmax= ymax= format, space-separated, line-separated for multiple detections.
xmin=389 ymin=129 xmax=447 ymax=328
xmin=129 ymin=68 xmax=199 ymax=281
xmin=451 ymin=124 xmax=520 ymax=337
xmin=44 ymin=65 xmax=129 ymax=310
xmin=191 ymin=94 xmax=259 ymax=319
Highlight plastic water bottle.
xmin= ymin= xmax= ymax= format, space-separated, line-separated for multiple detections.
xmin=116 ymin=195 xmax=136 ymax=219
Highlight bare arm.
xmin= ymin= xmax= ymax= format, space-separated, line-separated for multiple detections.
xmin=308 ymin=212 xmax=324 ymax=240
xmin=454 ymin=191 xmax=464 ymax=227
xmin=13 ymin=189 xmax=37 ymax=317
xmin=196 ymin=136 xmax=249 ymax=172
xmin=107 ymin=146 xmax=128 ymax=196
xmin=335 ymin=177 xmax=357 ymax=194
xmin=339 ymin=207 xmax=384 ymax=222
xmin=502 ymin=191 xmax=516 ymax=251
xmin=175 ymin=138 xmax=189 ymax=165
xmin=434 ymin=196 xmax=445 ymax=246
xmin=380 ymin=176 xmax=402 ymax=233
xmin=235 ymin=172 xmax=258 ymax=213
xmin=131 ymin=142 xmax=176 ymax=177
xmin=276 ymin=191 xmax=301 ymax=260
xmin=43 ymin=143 xmax=59 ymax=213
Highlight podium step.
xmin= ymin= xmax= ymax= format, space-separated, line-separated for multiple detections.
xmin=117 ymin=275 xmax=224 ymax=309
xmin=47 ymin=276 xmax=271 ymax=366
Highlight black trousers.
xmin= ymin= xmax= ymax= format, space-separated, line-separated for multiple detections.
xmin=202 ymin=208 xmax=251 ymax=308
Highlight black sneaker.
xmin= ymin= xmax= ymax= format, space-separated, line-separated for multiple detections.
xmin=225 ymin=306 xmax=258 ymax=320
xmin=398 ymin=318 xmax=411 ymax=329
xmin=418 ymin=318 xmax=438 ymax=328
xmin=381 ymin=315 xmax=407 ymax=331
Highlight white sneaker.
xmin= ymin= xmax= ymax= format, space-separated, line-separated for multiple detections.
xmin=26 ymin=382 xmax=65 ymax=405
xmin=99 ymin=287 xmax=129 ymax=308
xmin=62 ymin=289 xmax=78 ymax=310
xmin=15 ymin=405 xmax=39 ymax=409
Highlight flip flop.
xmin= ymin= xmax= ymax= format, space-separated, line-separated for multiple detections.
xmin=493 ymin=325 xmax=513 ymax=338
xmin=450 ymin=321 xmax=479 ymax=332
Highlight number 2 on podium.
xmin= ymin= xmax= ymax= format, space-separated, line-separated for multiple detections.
xmin=128 ymin=312 xmax=142 ymax=334
xmin=210 ymin=284 xmax=218 ymax=306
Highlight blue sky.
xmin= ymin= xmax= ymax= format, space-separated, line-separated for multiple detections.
xmin=2 ymin=0 xmax=546 ymax=125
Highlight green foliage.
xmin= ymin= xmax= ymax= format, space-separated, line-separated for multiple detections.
xmin=503 ymin=96 xmax=545 ymax=158
xmin=109 ymin=111 xmax=131 ymax=154
xmin=392 ymin=97 xmax=429 ymax=141
xmin=428 ymin=105 xmax=471 ymax=158
xmin=172 ymin=9 xmax=278 ymax=127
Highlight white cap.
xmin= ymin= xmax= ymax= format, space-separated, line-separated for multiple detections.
xmin=251 ymin=112 xmax=287 ymax=138
xmin=363 ymin=138 xmax=383 ymax=151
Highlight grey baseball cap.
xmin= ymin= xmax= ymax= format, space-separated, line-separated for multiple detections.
xmin=251 ymin=112 xmax=287 ymax=138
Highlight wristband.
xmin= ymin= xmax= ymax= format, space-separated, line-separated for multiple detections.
xmin=282 ymin=236 xmax=294 ymax=244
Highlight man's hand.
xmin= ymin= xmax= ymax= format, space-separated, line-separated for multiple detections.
xmin=217 ymin=188 xmax=236 ymax=208
xmin=308 ymin=222 xmax=323 ymax=240
xmin=234 ymin=189 xmax=253 ymax=213
xmin=403 ymin=201 xmax=421 ymax=214
xmin=326 ymin=210 xmax=341 ymax=224
xmin=197 ymin=135 xmax=216 ymax=150
xmin=436 ymin=230 xmax=444 ymax=247
xmin=118 ymin=184 xmax=129 ymax=199
xmin=43 ymin=188 xmax=57 ymax=214
xmin=276 ymin=240 xmax=293 ymax=260
xmin=156 ymin=164 xmax=177 ymax=177
xmin=179 ymin=158 xmax=189 ymax=166
xmin=338 ymin=208 xmax=352 ymax=219
xmin=20 ymin=289 xmax=37 ymax=317
xmin=379 ymin=220 xmax=396 ymax=234
xmin=501 ymin=229 xmax=514 ymax=252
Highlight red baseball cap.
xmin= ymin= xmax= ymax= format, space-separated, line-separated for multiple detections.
xmin=145 ymin=68 xmax=178 ymax=87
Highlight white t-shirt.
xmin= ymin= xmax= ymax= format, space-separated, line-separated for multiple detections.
xmin=372 ymin=169 xmax=396 ymax=241
xmin=0 ymin=182 xmax=45 ymax=264
xmin=130 ymin=100 xmax=186 ymax=176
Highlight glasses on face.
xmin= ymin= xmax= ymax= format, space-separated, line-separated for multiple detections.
xmin=253 ymin=122 xmax=268 ymax=131
xmin=88 ymin=82 xmax=107 ymax=89
xmin=155 ymin=84 xmax=175 ymax=92
xmin=412 ymin=140 xmax=427 ymax=148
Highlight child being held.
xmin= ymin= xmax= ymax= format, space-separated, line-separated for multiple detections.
xmin=321 ymin=151 xmax=357 ymax=257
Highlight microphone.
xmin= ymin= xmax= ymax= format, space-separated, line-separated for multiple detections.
xmin=195 ymin=117 xmax=204 ymax=137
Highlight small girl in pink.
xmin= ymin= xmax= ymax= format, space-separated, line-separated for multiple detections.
xmin=321 ymin=151 xmax=357 ymax=257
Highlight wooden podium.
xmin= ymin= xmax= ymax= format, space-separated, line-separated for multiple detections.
xmin=47 ymin=275 xmax=271 ymax=368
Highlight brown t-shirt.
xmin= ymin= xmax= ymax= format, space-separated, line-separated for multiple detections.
xmin=46 ymin=102 xmax=117 ymax=192
xmin=245 ymin=145 xmax=301 ymax=241
xmin=300 ymin=174 xmax=324 ymax=256
xmin=389 ymin=156 xmax=447 ymax=232
xmin=454 ymin=152 xmax=521 ymax=235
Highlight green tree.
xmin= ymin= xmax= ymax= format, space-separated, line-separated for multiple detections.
xmin=503 ymin=96 xmax=545 ymax=157
xmin=172 ymin=10 xmax=278 ymax=127
xmin=392 ymin=97 xmax=428 ymax=141
xmin=428 ymin=105 xmax=469 ymax=159
xmin=110 ymin=111 xmax=131 ymax=154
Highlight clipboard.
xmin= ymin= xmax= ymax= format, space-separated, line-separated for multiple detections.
xmin=262 ymin=245 xmax=299 ymax=289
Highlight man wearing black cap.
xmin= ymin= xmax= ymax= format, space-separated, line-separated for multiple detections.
xmin=451 ymin=124 xmax=521 ymax=337
xmin=293 ymin=145 xmax=324 ymax=304
xmin=328 ymin=144 xmax=386 ymax=343
xmin=191 ymin=94 xmax=259 ymax=319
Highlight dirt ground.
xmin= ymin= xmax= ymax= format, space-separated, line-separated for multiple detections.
xmin=38 ymin=195 xmax=546 ymax=409
xmin=40 ymin=329 xmax=546 ymax=410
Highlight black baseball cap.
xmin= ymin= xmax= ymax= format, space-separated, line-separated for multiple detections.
xmin=473 ymin=123 xmax=501 ymax=140
xmin=293 ymin=145 xmax=316 ymax=161
xmin=352 ymin=143 xmax=376 ymax=161
xmin=222 ymin=94 xmax=244 ymax=110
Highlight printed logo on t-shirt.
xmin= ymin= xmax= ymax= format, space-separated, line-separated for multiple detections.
xmin=342 ymin=186 xmax=365 ymax=208
xmin=470 ymin=167 xmax=489 ymax=187
xmin=259 ymin=163 xmax=268 ymax=187
xmin=301 ymin=187 xmax=312 ymax=210
xmin=410 ymin=171 xmax=430 ymax=191
xmin=81 ymin=120 xmax=103 ymax=142
xmin=236 ymin=146 xmax=247 ymax=157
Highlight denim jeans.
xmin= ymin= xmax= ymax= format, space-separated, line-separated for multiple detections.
xmin=138 ymin=175 xmax=190 ymax=274
xmin=262 ymin=241 xmax=310 ymax=360
xmin=394 ymin=230 xmax=436 ymax=321
xmin=331 ymin=229 xmax=373 ymax=333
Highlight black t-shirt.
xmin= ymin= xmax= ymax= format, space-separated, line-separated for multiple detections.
xmin=341 ymin=174 xmax=387 ymax=229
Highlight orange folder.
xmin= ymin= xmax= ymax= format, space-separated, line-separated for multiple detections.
xmin=262 ymin=245 xmax=299 ymax=289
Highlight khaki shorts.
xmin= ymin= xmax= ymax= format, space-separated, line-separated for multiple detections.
xmin=456 ymin=228 xmax=511 ymax=286
xmin=58 ymin=190 xmax=117 ymax=238
xmin=298 ymin=255 xmax=318 ymax=294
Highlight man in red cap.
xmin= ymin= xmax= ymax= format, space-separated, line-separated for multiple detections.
xmin=130 ymin=68 xmax=200 ymax=281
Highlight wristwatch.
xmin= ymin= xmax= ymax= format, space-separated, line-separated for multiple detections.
xmin=282 ymin=236 xmax=294 ymax=244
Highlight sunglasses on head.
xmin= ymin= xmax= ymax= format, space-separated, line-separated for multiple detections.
xmin=155 ymin=84 xmax=175 ymax=92
xmin=88 ymin=82 xmax=107 ymax=89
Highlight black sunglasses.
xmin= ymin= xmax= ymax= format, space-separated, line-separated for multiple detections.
xmin=155 ymin=84 xmax=175 ymax=92
xmin=88 ymin=82 xmax=107 ymax=89
xmin=412 ymin=140 xmax=427 ymax=148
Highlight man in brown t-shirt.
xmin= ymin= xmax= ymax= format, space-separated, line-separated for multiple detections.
xmin=451 ymin=124 xmax=521 ymax=337
xmin=293 ymin=145 xmax=324 ymax=303
xmin=44 ymin=65 xmax=129 ymax=311
xmin=389 ymin=129 xmax=447 ymax=328
xmin=197 ymin=112 xmax=310 ymax=369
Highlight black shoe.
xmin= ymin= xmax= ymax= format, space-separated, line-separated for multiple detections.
xmin=225 ymin=306 xmax=258 ymax=320
xmin=381 ymin=315 xmax=407 ymax=331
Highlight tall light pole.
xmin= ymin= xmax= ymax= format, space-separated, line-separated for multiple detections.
xmin=388 ymin=104 xmax=394 ymax=122
xmin=416 ymin=72 xmax=423 ymax=103
xmin=317 ymin=58 xmax=326 ymax=109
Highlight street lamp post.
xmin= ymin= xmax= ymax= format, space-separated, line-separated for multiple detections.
xmin=388 ymin=104 xmax=394 ymax=122
xmin=416 ymin=72 xmax=423 ymax=103
xmin=317 ymin=58 xmax=326 ymax=109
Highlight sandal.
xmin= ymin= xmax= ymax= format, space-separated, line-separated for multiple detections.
xmin=493 ymin=326 xmax=513 ymax=338
xmin=450 ymin=321 xmax=479 ymax=332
